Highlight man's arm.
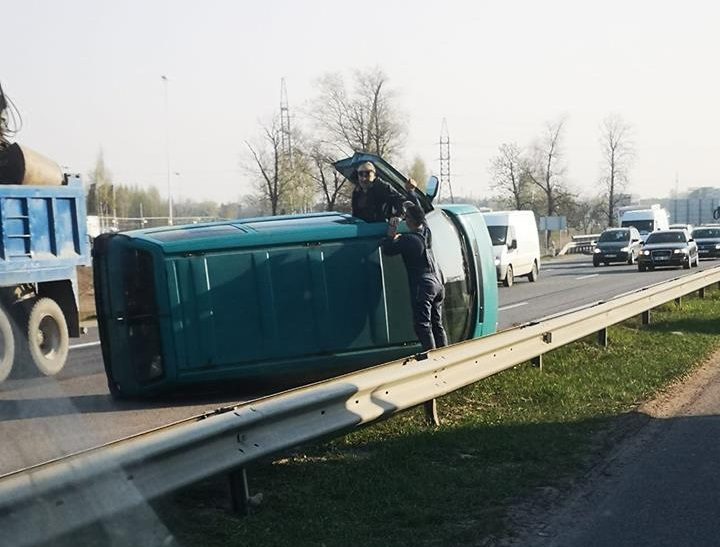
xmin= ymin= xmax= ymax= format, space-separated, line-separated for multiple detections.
xmin=381 ymin=217 xmax=404 ymax=255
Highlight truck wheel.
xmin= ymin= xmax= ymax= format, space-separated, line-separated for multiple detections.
xmin=527 ymin=261 xmax=539 ymax=282
xmin=25 ymin=298 xmax=69 ymax=376
xmin=0 ymin=308 xmax=16 ymax=382
xmin=503 ymin=265 xmax=514 ymax=287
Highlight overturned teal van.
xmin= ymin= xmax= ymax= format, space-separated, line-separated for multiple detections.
xmin=93 ymin=154 xmax=498 ymax=396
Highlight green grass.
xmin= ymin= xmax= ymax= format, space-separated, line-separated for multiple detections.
xmin=116 ymin=291 xmax=720 ymax=546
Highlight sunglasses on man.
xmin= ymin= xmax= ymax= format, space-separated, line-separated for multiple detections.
xmin=357 ymin=170 xmax=374 ymax=177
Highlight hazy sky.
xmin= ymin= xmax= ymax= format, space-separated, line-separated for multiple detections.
xmin=5 ymin=0 xmax=720 ymax=204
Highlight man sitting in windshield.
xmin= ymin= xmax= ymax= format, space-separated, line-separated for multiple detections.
xmin=351 ymin=161 xmax=420 ymax=222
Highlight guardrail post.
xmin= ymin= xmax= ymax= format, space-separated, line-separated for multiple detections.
xmin=531 ymin=355 xmax=543 ymax=370
xmin=424 ymin=399 xmax=440 ymax=426
xmin=699 ymin=287 xmax=706 ymax=299
xmin=597 ymin=327 xmax=608 ymax=348
xmin=674 ymin=296 xmax=682 ymax=306
xmin=641 ymin=310 xmax=651 ymax=325
xmin=229 ymin=467 xmax=252 ymax=515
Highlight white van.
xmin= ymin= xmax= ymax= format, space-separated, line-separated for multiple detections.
xmin=618 ymin=205 xmax=670 ymax=242
xmin=482 ymin=210 xmax=541 ymax=287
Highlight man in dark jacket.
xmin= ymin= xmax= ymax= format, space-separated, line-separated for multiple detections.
xmin=351 ymin=161 xmax=420 ymax=222
xmin=381 ymin=202 xmax=447 ymax=351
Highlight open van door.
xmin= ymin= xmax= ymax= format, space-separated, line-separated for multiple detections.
xmin=333 ymin=152 xmax=434 ymax=213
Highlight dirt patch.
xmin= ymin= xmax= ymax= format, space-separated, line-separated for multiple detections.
xmin=78 ymin=265 xmax=95 ymax=320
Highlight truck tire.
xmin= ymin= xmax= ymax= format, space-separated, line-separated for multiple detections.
xmin=0 ymin=308 xmax=15 ymax=382
xmin=24 ymin=298 xmax=69 ymax=376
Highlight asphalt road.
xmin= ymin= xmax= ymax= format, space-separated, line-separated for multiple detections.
xmin=1 ymin=254 xmax=719 ymax=476
xmin=522 ymin=354 xmax=720 ymax=547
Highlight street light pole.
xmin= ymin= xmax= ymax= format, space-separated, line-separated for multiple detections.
xmin=162 ymin=75 xmax=173 ymax=225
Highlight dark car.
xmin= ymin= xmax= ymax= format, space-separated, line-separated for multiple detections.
xmin=593 ymin=227 xmax=642 ymax=266
xmin=637 ymin=230 xmax=698 ymax=271
xmin=691 ymin=226 xmax=720 ymax=259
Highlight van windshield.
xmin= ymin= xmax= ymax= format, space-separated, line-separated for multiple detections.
xmin=621 ymin=220 xmax=654 ymax=234
xmin=487 ymin=225 xmax=508 ymax=246
xmin=598 ymin=229 xmax=630 ymax=243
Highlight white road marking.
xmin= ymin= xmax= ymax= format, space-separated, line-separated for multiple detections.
xmin=575 ymin=274 xmax=599 ymax=280
xmin=70 ymin=341 xmax=101 ymax=350
xmin=498 ymin=301 xmax=528 ymax=311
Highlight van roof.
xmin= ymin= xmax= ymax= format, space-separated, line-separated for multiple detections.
xmin=114 ymin=205 xmax=480 ymax=254
xmin=121 ymin=213 xmax=390 ymax=254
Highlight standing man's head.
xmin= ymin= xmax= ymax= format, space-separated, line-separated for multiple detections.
xmin=356 ymin=161 xmax=376 ymax=189
xmin=403 ymin=201 xmax=426 ymax=230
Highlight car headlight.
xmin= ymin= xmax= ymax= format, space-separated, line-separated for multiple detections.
xmin=593 ymin=248 xmax=602 ymax=254
xmin=620 ymin=246 xmax=629 ymax=252
xmin=642 ymin=250 xmax=650 ymax=255
xmin=715 ymin=244 xmax=720 ymax=250
xmin=673 ymin=249 xmax=687 ymax=254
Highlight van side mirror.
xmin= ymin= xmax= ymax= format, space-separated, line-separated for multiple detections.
xmin=508 ymin=239 xmax=518 ymax=250
xmin=425 ymin=175 xmax=439 ymax=201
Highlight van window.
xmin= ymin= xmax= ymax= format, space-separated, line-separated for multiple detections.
xmin=426 ymin=211 xmax=472 ymax=343
xmin=621 ymin=220 xmax=654 ymax=234
xmin=487 ymin=225 xmax=508 ymax=246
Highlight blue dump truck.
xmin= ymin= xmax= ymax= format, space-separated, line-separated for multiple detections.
xmin=93 ymin=154 xmax=499 ymax=397
xmin=0 ymin=175 xmax=91 ymax=382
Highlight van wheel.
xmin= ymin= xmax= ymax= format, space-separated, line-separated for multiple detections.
xmin=503 ymin=265 xmax=514 ymax=287
xmin=23 ymin=298 xmax=69 ymax=376
xmin=0 ymin=308 xmax=15 ymax=383
xmin=527 ymin=261 xmax=539 ymax=282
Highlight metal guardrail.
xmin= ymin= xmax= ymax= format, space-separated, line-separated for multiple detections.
xmin=2 ymin=266 xmax=720 ymax=545
xmin=559 ymin=234 xmax=600 ymax=255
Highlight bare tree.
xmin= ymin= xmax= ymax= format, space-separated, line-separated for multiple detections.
xmin=310 ymin=67 xmax=406 ymax=160
xmin=489 ymin=143 xmax=531 ymax=210
xmin=599 ymin=115 xmax=634 ymax=227
xmin=306 ymin=141 xmax=349 ymax=211
xmin=245 ymin=118 xmax=284 ymax=216
xmin=246 ymin=118 xmax=317 ymax=216
xmin=525 ymin=119 xmax=568 ymax=245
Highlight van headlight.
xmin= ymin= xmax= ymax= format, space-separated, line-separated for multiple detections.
xmin=494 ymin=258 xmax=500 ymax=266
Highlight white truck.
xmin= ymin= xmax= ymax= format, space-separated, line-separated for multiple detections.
xmin=482 ymin=210 xmax=541 ymax=287
xmin=618 ymin=204 xmax=670 ymax=242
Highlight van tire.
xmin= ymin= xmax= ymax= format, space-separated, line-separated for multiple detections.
xmin=23 ymin=298 xmax=69 ymax=376
xmin=503 ymin=265 xmax=514 ymax=287
xmin=527 ymin=261 xmax=539 ymax=282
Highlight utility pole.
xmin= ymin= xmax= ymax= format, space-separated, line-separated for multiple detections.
xmin=162 ymin=75 xmax=173 ymax=225
xmin=280 ymin=78 xmax=292 ymax=163
xmin=439 ymin=118 xmax=454 ymax=203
